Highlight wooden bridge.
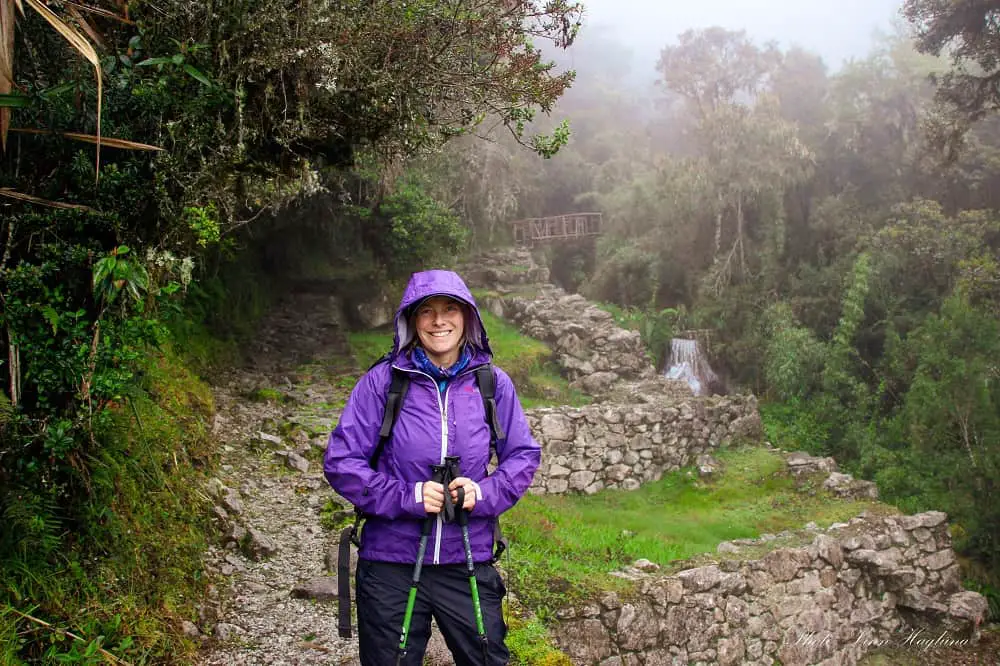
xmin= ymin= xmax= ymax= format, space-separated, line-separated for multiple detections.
xmin=509 ymin=212 xmax=603 ymax=245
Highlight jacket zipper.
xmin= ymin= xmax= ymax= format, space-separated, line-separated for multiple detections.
xmin=434 ymin=383 xmax=451 ymax=564
xmin=393 ymin=365 xmax=452 ymax=565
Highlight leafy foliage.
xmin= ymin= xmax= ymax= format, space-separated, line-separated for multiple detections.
xmin=904 ymin=0 xmax=1000 ymax=125
xmin=350 ymin=176 xmax=467 ymax=277
xmin=0 ymin=0 xmax=582 ymax=659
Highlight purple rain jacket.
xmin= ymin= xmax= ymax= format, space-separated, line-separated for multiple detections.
xmin=324 ymin=269 xmax=541 ymax=565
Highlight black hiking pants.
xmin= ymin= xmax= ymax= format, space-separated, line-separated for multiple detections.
xmin=356 ymin=559 xmax=509 ymax=666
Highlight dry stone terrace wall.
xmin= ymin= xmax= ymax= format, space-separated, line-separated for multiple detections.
xmin=464 ymin=249 xmax=693 ymax=397
xmin=551 ymin=511 xmax=989 ymax=666
xmin=460 ymin=248 xmax=552 ymax=287
xmin=479 ymin=285 xmax=656 ymax=393
xmin=525 ymin=396 xmax=761 ymax=495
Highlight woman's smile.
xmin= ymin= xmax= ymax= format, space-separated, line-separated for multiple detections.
xmin=414 ymin=296 xmax=466 ymax=367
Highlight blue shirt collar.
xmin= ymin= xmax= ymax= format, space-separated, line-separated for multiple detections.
xmin=412 ymin=346 xmax=471 ymax=392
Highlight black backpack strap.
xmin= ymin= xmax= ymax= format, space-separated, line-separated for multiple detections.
xmin=491 ymin=520 xmax=508 ymax=563
xmin=337 ymin=518 xmax=356 ymax=638
xmin=338 ymin=365 xmax=409 ymax=639
xmin=474 ymin=365 xmax=511 ymax=563
xmin=474 ymin=364 xmax=505 ymax=446
xmin=371 ymin=368 xmax=410 ymax=470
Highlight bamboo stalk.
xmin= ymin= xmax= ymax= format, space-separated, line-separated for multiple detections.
xmin=9 ymin=128 xmax=163 ymax=151
xmin=0 ymin=187 xmax=96 ymax=210
xmin=63 ymin=1 xmax=134 ymax=25
xmin=0 ymin=0 xmax=15 ymax=151
xmin=80 ymin=320 xmax=100 ymax=410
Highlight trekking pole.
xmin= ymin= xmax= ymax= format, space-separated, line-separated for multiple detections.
xmin=396 ymin=465 xmax=444 ymax=666
xmin=446 ymin=456 xmax=489 ymax=666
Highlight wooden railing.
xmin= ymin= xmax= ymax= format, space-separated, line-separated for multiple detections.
xmin=509 ymin=212 xmax=603 ymax=245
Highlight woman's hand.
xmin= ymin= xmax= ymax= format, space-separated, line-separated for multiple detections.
xmin=422 ymin=481 xmax=445 ymax=514
xmin=448 ymin=477 xmax=477 ymax=511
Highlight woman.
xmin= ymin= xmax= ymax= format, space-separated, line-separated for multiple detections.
xmin=324 ymin=269 xmax=540 ymax=666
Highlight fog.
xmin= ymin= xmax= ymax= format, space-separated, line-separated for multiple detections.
xmin=580 ymin=0 xmax=904 ymax=73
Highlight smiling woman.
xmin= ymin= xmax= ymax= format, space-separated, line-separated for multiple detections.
xmin=411 ymin=296 xmax=467 ymax=368
xmin=324 ymin=269 xmax=542 ymax=666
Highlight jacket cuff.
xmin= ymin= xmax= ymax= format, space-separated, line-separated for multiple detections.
xmin=469 ymin=480 xmax=483 ymax=501
xmin=414 ymin=481 xmax=424 ymax=505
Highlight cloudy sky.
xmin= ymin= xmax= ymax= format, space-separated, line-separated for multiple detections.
xmin=579 ymin=0 xmax=905 ymax=71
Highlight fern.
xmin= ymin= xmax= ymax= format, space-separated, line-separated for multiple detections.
xmin=0 ymin=490 xmax=64 ymax=564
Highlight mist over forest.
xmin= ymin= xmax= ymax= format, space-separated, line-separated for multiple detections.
xmin=432 ymin=0 xmax=1000 ymax=592
xmin=582 ymin=0 xmax=903 ymax=74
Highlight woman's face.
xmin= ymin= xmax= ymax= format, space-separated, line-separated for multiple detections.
xmin=413 ymin=296 xmax=466 ymax=367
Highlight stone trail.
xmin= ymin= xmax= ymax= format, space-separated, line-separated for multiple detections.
xmin=196 ymin=290 xmax=361 ymax=666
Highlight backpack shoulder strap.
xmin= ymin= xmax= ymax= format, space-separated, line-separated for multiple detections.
xmin=474 ymin=364 xmax=510 ymax=563
xmin=338 ymin=363 xmax=410 ymax=639
xmin=371 ymin=367 xmax=410 ymax=470
xmin=474 ymin=364 xmax=506 ymax=444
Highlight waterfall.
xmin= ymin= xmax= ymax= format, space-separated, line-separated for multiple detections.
xmin=664 ymin=338 xmax=718 ymax=396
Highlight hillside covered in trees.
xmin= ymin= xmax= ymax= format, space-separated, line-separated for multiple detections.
xmin=522 ymin=10 xmax=1000 ymax=593
xmin=1 ymin=0 xmax=999 ymax=661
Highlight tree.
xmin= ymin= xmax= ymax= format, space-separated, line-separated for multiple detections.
xmin=656 ymin=27 xmax=779 ymax=119
xmin=656 ymin=29 xmax=811 ymax=293
xmin=904 ymin=0 xmax=1000 ymax=125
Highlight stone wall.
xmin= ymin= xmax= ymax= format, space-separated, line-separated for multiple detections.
xmin=525 ymin=396 xmax=761 ymax=495
xmin=461 ymin=249 xmax=702 ymax=398
xmin=480 ymin=285 xmax=656 ymax=391
xmin=460 ymin=248 xmax=551 ymax=287
xmin=550 ymin=511 xmax=989 ymax=666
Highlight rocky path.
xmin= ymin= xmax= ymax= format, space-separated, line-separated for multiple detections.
xmin=197 ymin=290 xmax=362 ymax=666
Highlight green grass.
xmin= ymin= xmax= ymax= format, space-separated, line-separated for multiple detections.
xmin=506 ymin=609 xmax=572 ymax=665
xmin=347 ymin=329 xmax=394 ymax=371
xmin=318 ymin=497 xmax=355 ymax=532
xmin=249 ymin=387 xmax=286 ymax=403
xmin=479 ymin=311 xmax=590 ymax=408
xmin=503 ymin=446 xmax=886 ymax=615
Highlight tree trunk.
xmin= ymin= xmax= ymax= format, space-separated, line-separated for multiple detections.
xmin=7 ymin=335 xmax=19 ymax=408
xmin=956 ymin=406 xmax=977 ymax=467
xmin=736 ymin=194 xmax=746 ymax=278
xmin=713 ymin=192 xmax=724 ymax=262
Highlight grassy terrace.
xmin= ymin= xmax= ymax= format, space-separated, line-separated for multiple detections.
xmin=503 ymin=445 xmax=888 ymax=615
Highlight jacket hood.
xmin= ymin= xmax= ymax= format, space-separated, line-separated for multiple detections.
xmin=393 ymin=270 xmax=492 ymax=359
